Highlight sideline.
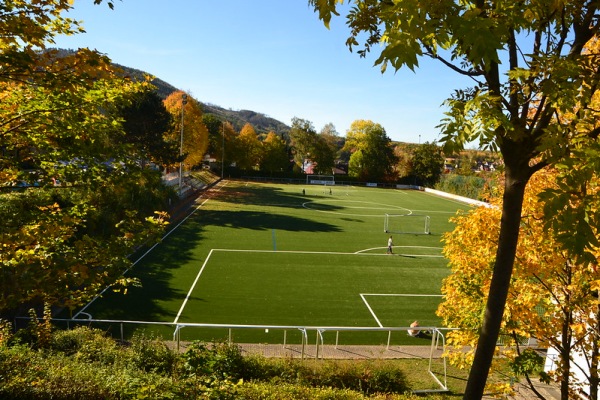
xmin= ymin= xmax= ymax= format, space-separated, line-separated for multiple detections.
xmin=423 ymin=187 xmax=492 ymax=208
xmin=73 ymin=179 xmax=227 ymax=320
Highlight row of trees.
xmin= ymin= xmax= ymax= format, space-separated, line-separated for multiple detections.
xmin=188 ymin=105 xmax=444 ymax=185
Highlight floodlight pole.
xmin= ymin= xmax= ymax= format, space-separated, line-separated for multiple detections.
xmin=178 ymin=93 xmax=188 ymax=196
xmin=221 ymin=121 xmax=225 ymax=179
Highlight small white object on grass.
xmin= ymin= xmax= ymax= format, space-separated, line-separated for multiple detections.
xmin=265 ymin=328 xmax=269 ymax=333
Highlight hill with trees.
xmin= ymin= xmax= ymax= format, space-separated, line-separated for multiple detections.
xmin=116 ymin=63 xmax=291 ymax=138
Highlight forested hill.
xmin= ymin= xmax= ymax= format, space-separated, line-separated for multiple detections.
xmin=50 ymin=49 xmax=290 ymax=137
xmin=117 ymin=63 xmax=291 ymax=137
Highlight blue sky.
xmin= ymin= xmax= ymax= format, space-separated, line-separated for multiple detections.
xmin=53 ymin=0 xmax=473 ymax=143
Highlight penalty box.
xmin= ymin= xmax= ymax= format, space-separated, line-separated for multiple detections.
xmin=175 ymin=249 xmax=447 ymax=327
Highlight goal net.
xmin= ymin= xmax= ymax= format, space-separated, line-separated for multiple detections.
xmin=306 ymin=175 xmax=335 ymax=185
xmin=384 ymin=214 xmax=431 ymax=235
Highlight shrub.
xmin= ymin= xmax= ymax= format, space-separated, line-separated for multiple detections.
xmin=127 ymin=331 xmax=177 ymax=374
xmin=435 ymin=174 xmax=490 ymax=201
xmin=182 ymin=341 xmax=247 ymax=380
xmin=226 ymin=355 xmax=410 ymax=395
xmin=298 ymin=360 xmax=409 ymax=395
xmin=238 ymin=381 xmax=367 ymax=399
xmin=51 ymin=326 xmax=120 ymax=365
xmin=0 ymin=319 xmax=12 ymax=347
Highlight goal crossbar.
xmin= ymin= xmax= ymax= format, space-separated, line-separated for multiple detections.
xmin=384 ymin=213 xmax=431 ymax=235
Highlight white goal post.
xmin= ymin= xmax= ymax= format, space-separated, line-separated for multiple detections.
xmin=306 ymin=175 xmax=335 ymax=185
xmin=384 ymin=214 xmax=431 ymax=235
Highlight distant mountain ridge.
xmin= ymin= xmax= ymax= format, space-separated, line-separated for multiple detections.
xmin=117 ymin=63 xmax=291 ymax=138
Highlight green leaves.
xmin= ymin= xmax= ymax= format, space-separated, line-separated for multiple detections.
xmin=438 ymin=88 xmax=502 ymax=154
xmin=310 ymin=0 xmax=343 ymax=29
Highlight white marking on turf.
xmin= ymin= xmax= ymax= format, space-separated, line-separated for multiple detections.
xmin=361 ymin=293 xmax=443 ymax=297
xmin=174 ymin=249 xmax=214 ymax=324
xmin=360 ymin=294 xmax=383 ymax=327
xmin=73 ymin=182 xmax=230 ymax=320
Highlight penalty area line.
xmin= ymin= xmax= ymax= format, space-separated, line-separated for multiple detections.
xmin=360 ymin=294 xmax=383 ymax=328
xmin=173 ymin=249 xmax=213 ymax=324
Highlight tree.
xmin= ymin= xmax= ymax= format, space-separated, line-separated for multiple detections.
xmin=410 ymin=142 xmax=444 ymax=187
xmin=0 ymin=1 xmax=168 ymax=317
xmin=218 ymin=121 xmax=238 ymax=174
xmin=344 ymin=120 xmax=398 ymax=181
xmin=289 ymin=117 xmax=318 ymax=171
xmin=393 ymin=142 xmax=416 ymax=179
xmin=202 ymin=113 xmax=225 ymax=157
xmin=260 ymin=132 xmax=289 ymax=174
xmin=289 ymin=118 xmax=337 ymax=174
xmin=438 ymin=169 xmax=600 ymax=398
xmin=236 ymin=123 xmax=261 ymax=170
xmin=117 ymin=87 xmax=177 ymax=168
xmin=310 ymin=2 xmax=600 ymax=396
xmin=163 ymin=91 xmax=209 ymax=170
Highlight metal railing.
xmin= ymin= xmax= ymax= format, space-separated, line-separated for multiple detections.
xmin=19 ymin=317 xmax=451 ymax=392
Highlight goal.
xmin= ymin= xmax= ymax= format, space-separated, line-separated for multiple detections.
xmin=384 ymin=214 xmax=431 ymax=235
xmin=306 ymin=175 xmax=335 ymax=185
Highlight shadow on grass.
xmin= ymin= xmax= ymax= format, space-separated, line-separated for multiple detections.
xmin=199 ymin=209 xmax=342 ymax=232
xmin=214 ymin=183 xmax=347 ymax=212
xmin=75 ymin=187 xmax=342 ymax=331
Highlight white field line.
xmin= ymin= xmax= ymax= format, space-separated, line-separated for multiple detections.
xmin=73 ymin=180 xmax=228 ymax=320
xmin=360 ymin=294 xmax=384 ymax=328
xmin=204 ymin=247 xmax=444 ymax=257
xmin=163 ymin=180 xmax=229 ymax=241
xmin=411 ymin=209 xmax=458 ymax=215
xmin=360 ymin=293 xmax=443 ymax=327
xmin=174 ymin=249 xmax=214 ymax=324
xmin=174 ymin=248 xmax=444 ymax=325
xmin=211 ymin=248 xmax=360 ymax=256
xmin=391 ymin=188 xmax=409 ymax=195
xmin=361 ymin=293 xmax=443 ymax=297
xmin=355 ymin=246 xmax=444 ymax=257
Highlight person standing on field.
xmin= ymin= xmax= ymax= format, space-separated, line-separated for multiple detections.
xmin=387 ymin=235 xmax=393 ymax=254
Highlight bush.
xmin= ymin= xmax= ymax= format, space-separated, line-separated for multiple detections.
xmin=297 ymin=360 xmax=409 ymax=395
xmin=182 ymin=341 xmax=247 ymax=380
xmin=0 ymin=329 xmax=428 ymax=399
xmin=127 ymin=331 xmax=177 ymax=374
xmin=51 ymin=326 xmax=120 ymax=365
xmin=435 ymin=174 xmax=492 ymax=201
xmin=227 ymin=355 xmax=410 ymax=395
xmin=239 ymin=381 xmax=367 ymax=399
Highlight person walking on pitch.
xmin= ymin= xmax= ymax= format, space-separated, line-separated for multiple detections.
xmin=387 ymin=235 xmax=393 ymax=254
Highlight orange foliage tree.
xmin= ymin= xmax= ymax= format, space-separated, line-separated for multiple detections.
xmin=163 ymin=91 xmax=208 ymax=170
xmin=438 ymin=169 xmax=600 ymax=398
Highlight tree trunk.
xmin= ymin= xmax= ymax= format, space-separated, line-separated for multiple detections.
xmin=560 ymin=309 xmax=572 ymax=400
xmin=463 ymin=164 xmax=529 ymax=399
xmin=590 ymin=305 xmax=600 ymax=400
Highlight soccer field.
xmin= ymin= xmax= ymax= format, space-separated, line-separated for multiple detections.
xmin=75 ymin=180 xmax=471 ymax=344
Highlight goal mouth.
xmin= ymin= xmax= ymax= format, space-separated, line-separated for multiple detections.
xmin=306 ymin=175 xmax=335 ymax=185
xmin=384 ymin=213 xmax=431 ymax=235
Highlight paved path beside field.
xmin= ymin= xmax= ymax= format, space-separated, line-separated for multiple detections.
xmin=238 ymin=342 xmax=441 ymax=360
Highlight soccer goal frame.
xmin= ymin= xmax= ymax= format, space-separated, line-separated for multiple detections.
xmin=384 ymin=214 xmax=431 ymax=235
xmin=306 ymin=174 xmax=335 ymax=185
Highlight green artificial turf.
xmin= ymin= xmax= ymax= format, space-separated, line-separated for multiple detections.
xmin=74 ymin=180 xmax=471 ymax=344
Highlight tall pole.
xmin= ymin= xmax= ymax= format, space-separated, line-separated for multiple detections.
xmin=178 ymin=93 xmax=188 ymax=195
xmin=221 ymin=121 xmax=225 ymax=179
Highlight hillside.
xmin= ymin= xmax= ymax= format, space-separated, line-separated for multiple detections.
xmin=117 ymin=63 xmax=291 ymax=138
